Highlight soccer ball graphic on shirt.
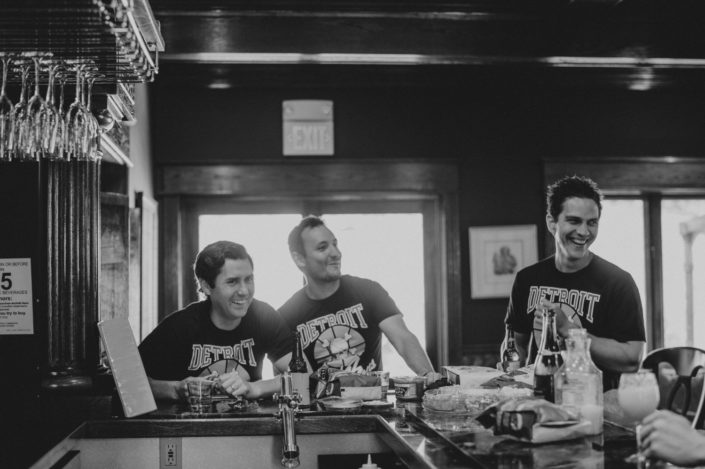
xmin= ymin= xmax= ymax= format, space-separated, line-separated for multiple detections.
xmin=313 ymin=325 xmax=366 ymax=371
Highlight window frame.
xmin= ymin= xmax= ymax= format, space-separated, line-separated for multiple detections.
xmin=157 ymin=162 xmax=461 ymax=369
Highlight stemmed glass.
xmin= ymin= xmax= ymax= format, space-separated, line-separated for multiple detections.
xmin=54 ymin=68 xmax=69 ymax=160
xmin=82 ymin=73 xmax=99 ymax=160
xmin=65 ymin=65 xmax=87 ymax=160
xmin=617 ymin=370 xmax=660 ymax=465
xmin=24 ymin=56 xmax=46 ymax=161
xmin=8 ymin=60 xmax=30 ymax=160
xmin=0 ymin=55 xmax=13 ymax=161
xmin=39 ymin=63 xmax=61 ymax=159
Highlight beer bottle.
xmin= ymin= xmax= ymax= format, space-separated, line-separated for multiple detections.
xmin=289 ymin=331 xmax=307 ymax=373
xmin=533 ymin=308 xmax=563 ymax=403
xmin=288 ymin=331 xmax=311 ymax=406
xmin=502 ymin=325 xmax=522 ymax=372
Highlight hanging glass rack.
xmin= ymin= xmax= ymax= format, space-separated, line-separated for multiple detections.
xmin=0 ymin=0 xmax=164 ymax=86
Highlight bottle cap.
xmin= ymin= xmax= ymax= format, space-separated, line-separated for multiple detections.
xmin=359 ymin=454 xmax=380 ymax=469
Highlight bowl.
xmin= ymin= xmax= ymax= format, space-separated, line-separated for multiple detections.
xmin=423 ymin=386 xmax=501 ymax=413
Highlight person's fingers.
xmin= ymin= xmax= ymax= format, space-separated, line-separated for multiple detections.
xmin=179 ymin=380 xmax=190 ymax=399
xmin=231 ymin=381 xmax=249 ymax=397
xmin=221 ymin=374 xmax=245 ymax=395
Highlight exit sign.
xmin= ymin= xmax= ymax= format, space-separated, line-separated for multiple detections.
xmin=283 ymin=100 xmax=334 ymax=156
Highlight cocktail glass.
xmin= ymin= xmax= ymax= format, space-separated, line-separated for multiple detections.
xmin=617 ymin=370 xmax=660 ymax=465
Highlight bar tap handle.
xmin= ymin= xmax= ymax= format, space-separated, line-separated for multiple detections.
xmin=276 ymin=372 xmax=300 ymax=468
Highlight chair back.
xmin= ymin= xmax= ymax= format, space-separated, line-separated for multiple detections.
xmin=641 ymin=346 xmax=705 ymax=428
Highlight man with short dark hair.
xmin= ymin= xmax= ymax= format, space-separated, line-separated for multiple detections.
xmin=139 ymin=241 xmax=292 ymax=401
xmin=503 ymin=175 xmax=646 ymax=390
xmin=279 ymin=215 xmax=440 ymax=382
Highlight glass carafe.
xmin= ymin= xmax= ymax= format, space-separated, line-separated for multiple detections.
xmin=556 ymin=328 xmax=603 ymax=435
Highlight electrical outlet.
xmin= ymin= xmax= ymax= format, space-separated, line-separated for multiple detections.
xmin=159 ymin=437 xmax=182 ymax=469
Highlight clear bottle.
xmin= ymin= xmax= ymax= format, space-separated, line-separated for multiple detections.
xmin=533 ymin=308 xmax=563 ymax=403
xmin=502 ymin=325 xmax=522 ymax=372
xmin=556 ymin=328 xmax=603 ymax=435
xmin=288 ymin=331 xmax=311 ymax=407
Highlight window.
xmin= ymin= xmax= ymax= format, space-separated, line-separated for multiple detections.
xmin=323 ymin=213 xmax=425 ymax=376
xmin=161 ymin=162 xmax=460 ymax=370
xmin=661 ymin=199 xmax=705 ymax=348
xmin=196 ymin=208 xmax=427 ymax=378
xmin=589 ymin=197 xmax=705 ymax=349
xmin=199 ymin=214 xmax=303 ymax=310
xmin=591 ymin=199 xmax=647 ymax=319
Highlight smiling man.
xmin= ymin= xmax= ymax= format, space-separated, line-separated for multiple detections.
xmin=139 ymin=241 xmax=292 ymax=401
xmin=503 ymin=176 xmax=645 ymax=390
xmin=279 ymin=215 xmax=440 ymax=382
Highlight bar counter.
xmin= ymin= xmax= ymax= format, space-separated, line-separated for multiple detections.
xmin=33 ymin=392 xmax=667 ymax=469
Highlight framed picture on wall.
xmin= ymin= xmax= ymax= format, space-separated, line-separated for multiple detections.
xmin=469 ymin=225 xmax=538 ymax=299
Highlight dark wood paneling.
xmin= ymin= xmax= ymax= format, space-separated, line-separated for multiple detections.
xmin=158 ymin=162 xmax=458 ymax=196
xmin=0 ymin=162 xmax=44 ymax=469
xmin=544 ymin=158 xmax=705 ymax=193
xmin=155 ymin=1 xmax=705 ymax=67
xmin=159 ymin=196 xmax=183 ymax=320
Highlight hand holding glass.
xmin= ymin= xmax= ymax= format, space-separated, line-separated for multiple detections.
xmin=618 ymin=370 xmax=660 ymax=464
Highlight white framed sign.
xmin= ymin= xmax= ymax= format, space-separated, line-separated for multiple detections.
xmin=98 ymin=318 xmax=157 ymax=418
xmin=0 ymin=258 xmax=34 ymax=334
xmin=469 ymin=225 xmax=538 ymax=299
xmin=282 ymin=100 xmax=334 ymax=156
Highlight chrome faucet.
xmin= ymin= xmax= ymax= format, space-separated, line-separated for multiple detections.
xmin=274 ymin=372 xmax=301 ymax=468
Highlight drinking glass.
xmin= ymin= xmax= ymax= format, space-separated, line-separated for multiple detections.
xmin=8 ymin=61 xmax=30 ymax=160
xmin=617 ymin=370 xmax=660 ymax=465
xmin=23 ymin=56 xmax=45 ymax=161
xmin=39 ymin=64 xmax=61 ymax=158
xmin=187 ymin=379 xmax=214 ymax=414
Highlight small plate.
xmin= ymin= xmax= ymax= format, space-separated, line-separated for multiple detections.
xmin=320 ymin=397 xmax=363 ymax=409
xmin=362 ymin=400 xmax=393 ymax=408
xmin=539 ymin=420 xmax=580 ymax=428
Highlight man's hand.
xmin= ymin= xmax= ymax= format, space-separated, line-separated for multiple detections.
xmin=177 ymin=375 xmax=215 ymax=401
xmin=640 ymin=410 xmax=705 ymax=466
xmin=422 ymin=371 xmax=444 ymax=386
xmin=216 ymin=371 xmax=253 ymax=398
xmin=538 ymin=298 xmax=578 ymax=338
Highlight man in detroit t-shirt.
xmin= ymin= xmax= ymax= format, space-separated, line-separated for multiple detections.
xmin=504 ymin=176 xmax=645 ymax=390
xmin=279 ymin=215 xmax=440 ymax=383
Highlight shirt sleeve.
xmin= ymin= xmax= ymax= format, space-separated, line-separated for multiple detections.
xmin=261 ymin=306 xmax=294 ymax=363
xmin=505 ymin=272 xmax=532 ymax=334
xmin=362 ymin=279 xmax=403 ymax=324
xmin=138 ymin=319 xmax=183 ymax=381
xmin=605 ymin=273 xmax=646 ymax=342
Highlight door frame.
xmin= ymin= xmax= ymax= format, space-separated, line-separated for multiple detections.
xmin=157 ymin=161 xmax=461 ymax=367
